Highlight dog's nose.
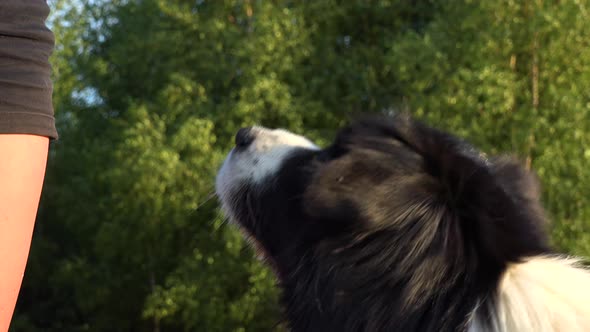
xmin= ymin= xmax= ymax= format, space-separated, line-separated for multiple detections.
xmin=235 ymin=127 xmax=255 ymax=148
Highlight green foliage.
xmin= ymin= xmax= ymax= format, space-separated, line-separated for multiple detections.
xmin=12 ymin=0 xmax=590 ymax=331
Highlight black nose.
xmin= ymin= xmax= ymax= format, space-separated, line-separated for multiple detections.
xmin=235 ymin=127 xmax=255 ymax=148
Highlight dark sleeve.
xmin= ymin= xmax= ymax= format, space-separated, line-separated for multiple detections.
xmin=0 ymin=0 xmax=58 ymax=139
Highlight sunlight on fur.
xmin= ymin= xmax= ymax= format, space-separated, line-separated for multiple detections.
xmin=471 ymin=256 xmax=590 ymax=332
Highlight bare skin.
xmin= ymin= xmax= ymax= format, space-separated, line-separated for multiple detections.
xmin=0 ymin=135 xmax=49 ymax=332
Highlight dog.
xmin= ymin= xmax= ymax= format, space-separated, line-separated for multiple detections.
xmin=215 ymin=114 xmax=590 ymax=331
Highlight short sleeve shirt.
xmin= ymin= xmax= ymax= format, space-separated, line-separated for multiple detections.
xmin=0 ymin=0 xmax=58 ymax=139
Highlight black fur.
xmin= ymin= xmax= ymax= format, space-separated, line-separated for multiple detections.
xmin=223 ymin=114 xmax=550 ymax=332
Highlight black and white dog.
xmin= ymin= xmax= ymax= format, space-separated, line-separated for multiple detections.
xmin=216 ymin=114 xmax=590 ymax=332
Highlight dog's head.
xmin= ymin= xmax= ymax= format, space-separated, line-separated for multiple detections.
xmin=216 ymin=114 xmax=549 ymax=278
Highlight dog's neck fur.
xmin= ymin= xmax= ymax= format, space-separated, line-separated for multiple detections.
xmin=274 ymin=227 xmax=503 ymax=332
xmin=470 ymin=256 xmax=590 ymax=332
xmin=275 ymin=240 xmax=590 ymax=332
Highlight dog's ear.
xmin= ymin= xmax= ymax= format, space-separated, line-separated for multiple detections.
xmin=489 ymin=156 xmax=546 ymax=222
xmin=389 ymin=115 xmax=549 ymax=266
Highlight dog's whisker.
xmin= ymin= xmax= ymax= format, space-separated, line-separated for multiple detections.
xmin=189 ymin=190 xmax=217 ymax=215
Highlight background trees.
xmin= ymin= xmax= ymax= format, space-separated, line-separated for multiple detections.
xmin=12 ymin=0 xmax=590 ymax=331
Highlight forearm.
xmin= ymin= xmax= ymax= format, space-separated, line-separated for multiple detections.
xmin=0 ymin=135 xmax=49 ymax=332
